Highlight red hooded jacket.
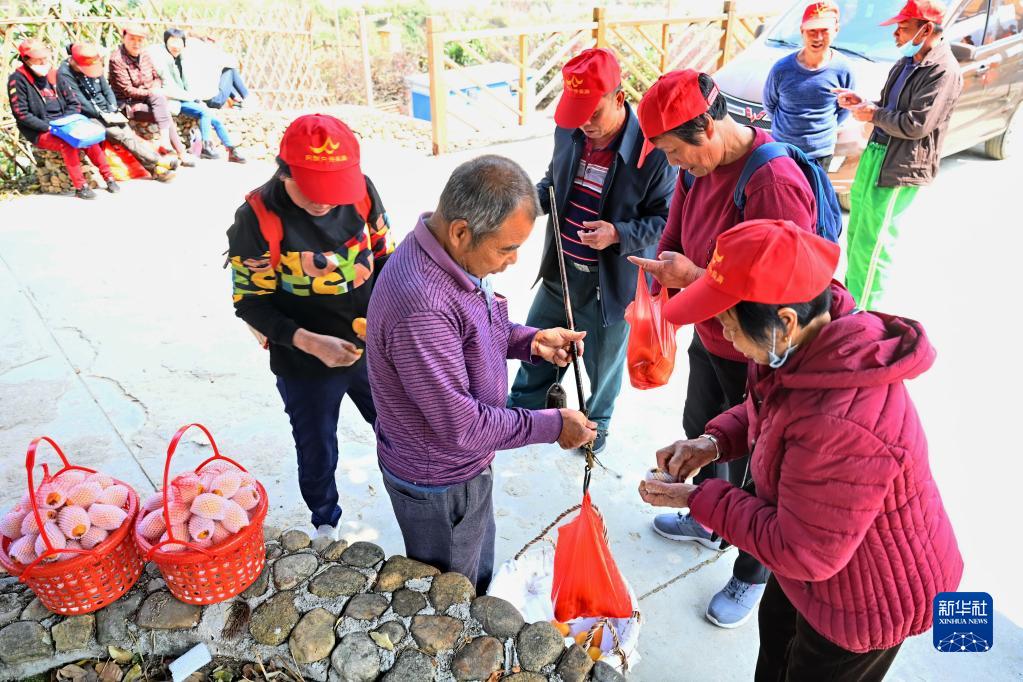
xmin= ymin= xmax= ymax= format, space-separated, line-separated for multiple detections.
xmin=689 ymin=286 xmax=962 ymax=653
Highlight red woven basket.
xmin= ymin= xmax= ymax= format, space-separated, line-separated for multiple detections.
xmin=134 ymin=423 xmax=268 ymax=605
xmin=0 ymin=437 xmax=144 ymax=615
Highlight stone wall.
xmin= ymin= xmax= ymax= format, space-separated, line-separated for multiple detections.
xmin=217 ymin=104 xmax=433 ymax=159
xmin=27 ymin=105 xmax=432 ymax=195
xmin=0 ymin=527 xmax=627 ymax=682
xmin=33 ymin=149 xmax=105 ymax=195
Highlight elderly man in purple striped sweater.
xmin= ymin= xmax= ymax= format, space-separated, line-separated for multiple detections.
xmin=367 ymin=155 xmax=597 ymax=593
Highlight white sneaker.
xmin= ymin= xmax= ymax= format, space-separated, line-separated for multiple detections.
xmin=314 ymin=524 xmax=338 ymax=541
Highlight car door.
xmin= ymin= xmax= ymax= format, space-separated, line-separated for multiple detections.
xmin=979 ymin=0 xmax=1023 ymax=132
xmin=944 ymin=0 xmax=997 ymax=152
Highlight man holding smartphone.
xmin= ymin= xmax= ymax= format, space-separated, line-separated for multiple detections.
xmin=834 ymin=0 xmax=962 ymax=310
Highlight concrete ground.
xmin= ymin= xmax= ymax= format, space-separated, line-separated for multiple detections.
xmin=1 ymin=132 xmax=1021 ymax=680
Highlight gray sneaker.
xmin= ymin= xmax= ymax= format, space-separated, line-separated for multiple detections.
xmin=651 ymin=512 xmax=723 ymax=550
xmin=705 ymin=577 xmax=766 ymax=629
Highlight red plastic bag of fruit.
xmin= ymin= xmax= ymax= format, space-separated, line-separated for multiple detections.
xmin=551 ymin=493 xmax=633 ymax=621
xmin=624 ymin=270 xmax=679 ymax=389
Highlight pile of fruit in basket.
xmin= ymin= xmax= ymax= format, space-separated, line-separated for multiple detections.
xmin=136 ymin=460 xmax=262 ymax=552
xmin=1 ymin=470 xmax=131 ymax=564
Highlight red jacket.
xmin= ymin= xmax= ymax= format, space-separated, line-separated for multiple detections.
xmin=689 ymin=285 xmax=962 ymax=653
xmin=657 ymin=127 xmax=816 ymax=363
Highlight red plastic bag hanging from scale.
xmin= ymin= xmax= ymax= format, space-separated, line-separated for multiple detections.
xmin=551 ymin=493 xmax=633 ymax=621
xmin=624 ymin=269 xmax=679 ymax=389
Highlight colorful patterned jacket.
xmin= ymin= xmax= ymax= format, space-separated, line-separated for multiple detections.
xmin=227 ymin=175 xmax=394 ymax=378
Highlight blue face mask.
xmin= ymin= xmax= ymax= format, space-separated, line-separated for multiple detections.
xmin=767 ymin=328 xmax=799 ymax=369
xmin=899 ymin=25 xmax=927 ymax=59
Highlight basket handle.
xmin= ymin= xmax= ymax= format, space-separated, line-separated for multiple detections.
xmin=21 ymin=437 xmax=100 ymax=578
xmin=581 ymin=617 xmax=631 ymax=674
xmin=152 ymin=423 xmax=238 ymax=560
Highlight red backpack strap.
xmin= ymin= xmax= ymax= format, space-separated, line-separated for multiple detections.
xmin=355 ymin=184 xmax=373 ymax=224
xmin=246 ymin=188 xmax=283 ymax=270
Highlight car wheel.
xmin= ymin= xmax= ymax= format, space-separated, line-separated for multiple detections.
xmin=985 ymin=102 xmax=1022 ymax=161
xmin=838 ymin=192 xmax=852 ymax=213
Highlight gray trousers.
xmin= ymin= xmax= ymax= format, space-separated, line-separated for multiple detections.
xmin=381 ymin=465 xmax=496 ymax=595
xmin=105 ymin=123 xmax=161 ymax=170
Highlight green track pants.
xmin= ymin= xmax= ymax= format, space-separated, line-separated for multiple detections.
xmin=844 ymin=142 xmax=920 ymax=311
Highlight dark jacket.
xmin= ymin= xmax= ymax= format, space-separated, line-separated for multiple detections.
xmin=871 ymin=40 xmax=963 ymax=187
xmin=6 ymin=66 xmax=80 ymax=144
xmin=57 ymin=60 xmax=117 ymax=120
xmin=692 ymin=283 xmax=962 ymax=653
xmin=536 ymin=102 xmax=677 ymax=326
xmin=108 ymin=45 xmax=161 ymax=115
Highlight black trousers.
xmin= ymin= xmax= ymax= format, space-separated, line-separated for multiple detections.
xmin=756 ymin=576 xmax=902 ymax=682
xmin=276 ymin=363 xmax=377 ymax=528
xmin=682 ymin=335 xmax=769 ymax=585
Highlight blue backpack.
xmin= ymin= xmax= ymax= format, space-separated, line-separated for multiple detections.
xmin=682 ymin=142 xmax=843 ymax=243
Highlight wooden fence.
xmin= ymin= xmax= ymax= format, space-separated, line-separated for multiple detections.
xmin=0 ymin=3 xmax=334 ymax=187
xmin=425 ymin=1 xmax=775 ymax=154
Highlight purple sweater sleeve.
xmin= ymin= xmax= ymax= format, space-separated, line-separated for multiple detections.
xmin=390 ymin=312 xmax=562 ymax=450
xmin=507 ymin=323 xmax=538 ymax=363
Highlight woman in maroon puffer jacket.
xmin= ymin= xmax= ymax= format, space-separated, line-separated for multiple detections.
xmin=638 ymin=219 xmax=962 ymax=681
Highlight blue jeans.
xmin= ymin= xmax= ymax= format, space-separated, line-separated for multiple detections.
xmin=276 ymin=362 xmax=376 ymax=527
xmin=178 ymin=100 xmax=234 ymax=147
xmin=206 ymin=68 xmax=249 ymax=108
xmin=507 ymin=267 xmax=629 ymax=432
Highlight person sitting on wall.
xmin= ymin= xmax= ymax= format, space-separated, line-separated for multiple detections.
xmin=107 ymin=23 xmax=194 ymax=167
xmin=58 ymin=42 xmax=178 ymax=182
xmin=8 ymin=39 xmax=120 ymax=199
xmin=149 ymin=29 xmax=245 ymax=163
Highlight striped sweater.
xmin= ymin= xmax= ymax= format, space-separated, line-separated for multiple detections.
xmin=366 ymin=214 xmax=563 ymax=486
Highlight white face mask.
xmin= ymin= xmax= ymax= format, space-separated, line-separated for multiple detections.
xmin=767 ymin=328 xmax=799 ymax=369
xmin=29 ymin=63 xmax=50 ymax=77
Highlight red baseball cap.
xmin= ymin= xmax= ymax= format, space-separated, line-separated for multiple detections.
xmin=279 ymin=114 xmax=366 ymax=206
xmin=70 ymin=44 xmax=104 ymax=78
xmin=554 ymin=48 xmax=622 ymax=129
xmin=801 ymin=1 xmax=840 ymax=30
xmin=662 ymin=220 xmax=840 ymax=326
xmin=636 ymin=69 xmax=719 ymax=168
xmin=18 ymin=39 xmax=50 ymax=60
xmin=880 ymin=0 xmax=947 ymax=26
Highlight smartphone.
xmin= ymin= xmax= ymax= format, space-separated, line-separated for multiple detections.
xmin=832 ymin=88 xmax=863 ymax=105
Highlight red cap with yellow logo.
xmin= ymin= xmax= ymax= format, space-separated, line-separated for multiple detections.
xmin=554 ymin=48 xmax=621 ymax=129
xmin=801 ymin=1 xmax=840 ymax=30
xmin=70 ymin=44 xmax=104 ymax=78
xmin=880 ymin=0 xmax=947 ymax=26
xmin=636 ymin=69 xmax=718 ymax=168
xmin=662 ymin=219 xmax=840 ymax=326
xmin=279 ymin=114 xmax=365 ymax=206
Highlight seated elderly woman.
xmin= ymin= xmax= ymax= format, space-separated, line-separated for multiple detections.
xmin=638 ymin=219 xmax=962 ymax=681
xmin=7 ymin=39 xmax=119 ymax=199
